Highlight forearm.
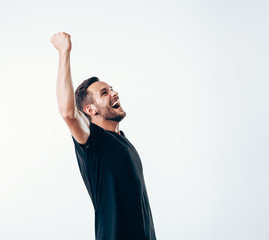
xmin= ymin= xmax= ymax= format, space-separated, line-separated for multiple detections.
xmin=56 ymin=52 xmax=76 ymax=118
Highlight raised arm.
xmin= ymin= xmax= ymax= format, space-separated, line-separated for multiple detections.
xmin=50 ymin=32 xmax=90 ymax=145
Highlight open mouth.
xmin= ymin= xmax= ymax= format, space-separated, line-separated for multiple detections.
xmin=112 ymin=100 xmax=121 ymax=109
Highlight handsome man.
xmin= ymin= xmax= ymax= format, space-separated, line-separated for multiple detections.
xmin=50 ymin=32 xmax=157 ymax=240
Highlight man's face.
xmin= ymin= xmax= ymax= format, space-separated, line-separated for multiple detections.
xmin=87 ymin=81 xmax=126 ymax=122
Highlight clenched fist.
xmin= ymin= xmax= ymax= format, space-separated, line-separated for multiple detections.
xmin=50 ymin=32 xmax=72 ymax=54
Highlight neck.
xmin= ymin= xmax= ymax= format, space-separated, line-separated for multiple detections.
xmin=91 ymin=118 xmax=120 ymax=134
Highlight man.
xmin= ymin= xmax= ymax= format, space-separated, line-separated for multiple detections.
xmin=50 ymin=32 xmax=157 ymax=240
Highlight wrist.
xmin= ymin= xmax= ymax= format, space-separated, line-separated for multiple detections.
xmin=59 ymin=50 xmax=71 ymax=58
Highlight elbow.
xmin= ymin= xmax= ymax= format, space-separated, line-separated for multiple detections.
xmin=59 ymin=108 xmax=76 ymax=119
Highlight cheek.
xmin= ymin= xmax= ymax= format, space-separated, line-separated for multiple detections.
xmin=104 ymin=98 xmax=111 ymax=107
xmin=95 ymin=98 xmax=106 ymax=107
xmin=97 ymin=100 xmax=110 ymax=110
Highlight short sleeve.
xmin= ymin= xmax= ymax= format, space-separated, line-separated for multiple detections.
xmin=71 ymin=122 xmax=103 ymax=154
xmin=71 ymin=134 xmax=90 ymax=149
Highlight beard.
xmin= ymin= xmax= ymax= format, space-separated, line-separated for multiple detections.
xmin=96 ymin=104 xmax=126 ymax=122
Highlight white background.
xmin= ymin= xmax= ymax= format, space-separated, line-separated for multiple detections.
xmin=0 ymin=0 xmax=269 ymax=239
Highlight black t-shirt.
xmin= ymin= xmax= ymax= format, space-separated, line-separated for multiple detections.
xmin=71 ymin=122 xmax=157 ymax=240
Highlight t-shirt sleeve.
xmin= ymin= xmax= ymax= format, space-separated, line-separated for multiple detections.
xmin=71 ymin=134 xmax=91 ymax=150
xmin=71 ymin=123 xmax=98 ymax=153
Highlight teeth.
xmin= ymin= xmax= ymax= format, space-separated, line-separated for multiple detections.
xmin=112 ymin=100 xmax=120 ymax=107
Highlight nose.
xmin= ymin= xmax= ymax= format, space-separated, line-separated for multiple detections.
xmin=111 ymin=90 xmax=118 ymax=98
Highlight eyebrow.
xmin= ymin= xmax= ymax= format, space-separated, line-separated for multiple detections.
xmin=100 ymin=86 xmax=113 ymax=94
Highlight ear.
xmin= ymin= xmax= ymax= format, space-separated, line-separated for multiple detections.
xmin=83 ymin=104 xmax=98 ymax=116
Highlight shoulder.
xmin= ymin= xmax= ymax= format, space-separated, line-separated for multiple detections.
xmin=71 ymin=122 xmax=104 ymax=151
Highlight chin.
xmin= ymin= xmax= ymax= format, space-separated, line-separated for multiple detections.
xmin=114 ymin=112 xmax=126 ymax=122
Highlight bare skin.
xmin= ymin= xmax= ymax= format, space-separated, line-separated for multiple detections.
xmin=50 ymin=32 xmax=126 ymax=144
xmin=85 ymin=81 xmax=126 ymax=133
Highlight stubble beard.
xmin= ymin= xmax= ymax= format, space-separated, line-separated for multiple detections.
xmin=97 ymin=106 xmax=126 ymax=122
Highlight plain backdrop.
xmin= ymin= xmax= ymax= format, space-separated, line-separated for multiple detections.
xmin=0 ymin=0 xmax=269 ymax=239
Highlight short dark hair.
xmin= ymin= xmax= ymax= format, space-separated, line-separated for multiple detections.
xmin=75 ymin=76 xmax=99 ymax=121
